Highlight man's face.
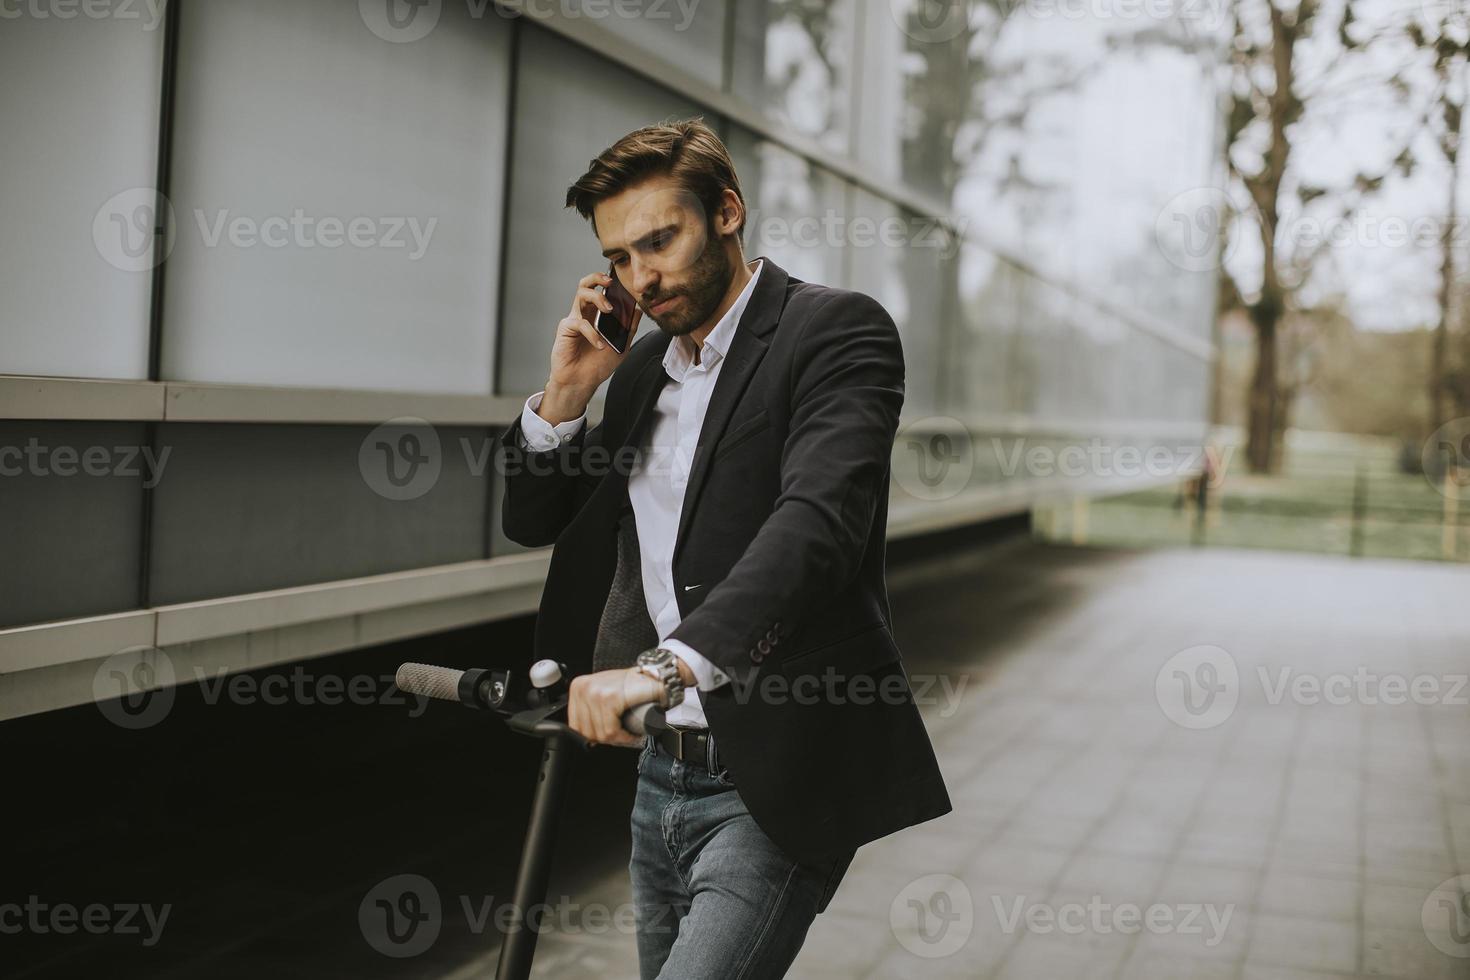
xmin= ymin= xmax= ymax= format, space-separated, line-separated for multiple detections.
xmin=593 ymin=176 xmax=735 ymax=337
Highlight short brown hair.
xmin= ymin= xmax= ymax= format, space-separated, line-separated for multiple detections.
xmin=565 ymin=117 xmax=745 ymax=238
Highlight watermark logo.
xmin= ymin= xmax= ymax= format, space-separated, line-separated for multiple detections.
xmin=723 ymin=666 xmax=970 ymax=717
xmin=1155 ymin=644 xmax=1238 ymax=730
xmin=1422 ymin=875 xmax=1470 ymax=958
xmin=0 ymin=897 xmax=171 ymax=947
xmin=190 ymin=209 xmax=436 ymax=259
xmin=992 ymin=894 xmax=1234 ymax=944
xmin=360 ymin=873 xmax=442 ymax=958
xmin=991 ymin=437 xmax=1229 ymax=484
xmin=745 ymin=207 xmax=962 ymax=260
xmin=93 ymin=188 xmax=176 ymax=273
xmin=0 ymin=0 xmax=169 ymax=30
xmin=1422 ymin=418 xmax=1470 ymax=498
xmin=1258 ymin=666 xmax=1467 ymax=708
xmin=93 ymin=654 xmax=431 ymax=730
xmin=360 ymin=417 xmax=442 ymax=500
xmin=359 ymin=0 xmax=442 ymax=43
xmin=93 ymin=647 xmax=176 ymax=731
xmin=890 ymin=873 xmax=973 ymax=958
xmin=358 ymin=876 xmax=650 ymax=957
xmin=889 ymin=0 xmax=970 ymax=43
xmin=892 ymin=416 xmax=974 ymax=502
xmin=0 ymin=438 xmax=171 ymax=486
xmin=1155 ymin=187 xmax=1238 ymax=273
xmin=360 ymin=0 xmax=704 ymax=43
xmin=1155 ymin=645 xmax=1468 ymax=728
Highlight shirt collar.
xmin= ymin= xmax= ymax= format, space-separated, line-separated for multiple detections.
xmin=662 ymin=258 xmax=764 ymax=380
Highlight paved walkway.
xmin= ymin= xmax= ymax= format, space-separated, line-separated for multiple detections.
xmin=464 ymin=541 xmax=1470 ymax=979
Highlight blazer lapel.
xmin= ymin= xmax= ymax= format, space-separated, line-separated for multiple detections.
xmin=672 ymin=257 xmax=789 ymax=565
xmin=624 ymin=344 xmax=672 ymax=452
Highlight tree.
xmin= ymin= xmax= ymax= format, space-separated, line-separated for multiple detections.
xmin=1221 ymin=0 xmax=1417 ymax=472
xmin=1412 ymin=7 xmax=1469 ymax=428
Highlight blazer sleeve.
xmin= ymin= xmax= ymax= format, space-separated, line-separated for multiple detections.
xmin=668 ymin=291 xmax=904 ymax=674
xmin=498 ymin=396 xmax=610 ymax=548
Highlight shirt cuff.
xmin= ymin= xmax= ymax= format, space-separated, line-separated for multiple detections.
xmin=662 ymin=639 xmax=730 ymax=691
xmin=519 ymin=390 xmax=586 ymax=452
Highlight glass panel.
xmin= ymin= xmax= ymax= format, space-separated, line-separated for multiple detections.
xmin=0 ymin=422 xmax=146 ymax=629
xmin=863 ymin=3 xmax=1219 ymax=344
xmin=0 ymin=15 xmax=162 ymax=379
xmin=496 ymin=25 xmax=701 ymax=394
xmin=162 ymin=0 xmax=511 ymax=395
xmin=949 ymin=246 xmax=1025 ymax=418
xmin=147 ymin=423 xmax=490 ymax=605
xmin=727 ymin=127 xmax=846 ymax=288
xmin=846 ymin=189 xmax=955 ymax=419
xmin=731 ymin=0 xmax=856 ymax=154
xmin=565 ymin=0 xmax=728 ymax=88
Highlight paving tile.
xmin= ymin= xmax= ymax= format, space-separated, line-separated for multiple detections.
xmin=1258 ymin=870 xmax=1360 ymax=922
xmin=993 ymin=930 xmax=1132 ymax=980
xmin=1118 ymin=951 xmax=1240 ymax=979
xmin=1245 ymin=914 xmax=1359 ymax=974
xmin=1128 ymin=908 xmax=1250 ymax=962
xmin=1153 ymin=862 xmax=1260 ymax=910
xmin=1362 ymin=926 xmax=1470 ymax=979
xmin=787 ymin=910 xmax=902 ymax=978
xmin=1047 ymin=853 xmax=1166 ymax=908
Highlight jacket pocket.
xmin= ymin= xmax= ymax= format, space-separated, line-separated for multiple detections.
xmin=777 ymin=618 xmax=899 ymax=679
xmin=711 ymin=409 xmax=771 ymax=461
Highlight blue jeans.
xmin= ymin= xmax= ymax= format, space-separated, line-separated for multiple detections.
xmin=628 ymin=732 xmax=854 ymax=979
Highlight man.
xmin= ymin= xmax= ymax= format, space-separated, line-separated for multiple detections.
xmin=497 ymin=118 xmax=951 ymax=979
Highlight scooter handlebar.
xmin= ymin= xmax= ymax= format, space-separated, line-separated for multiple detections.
xmin=620 ymin=701 xmax=668 ymax=737
xmin=395 ymin=662 xmax=466 ymax=703
xmin=396 ymin=661 xmax=668 ymax=741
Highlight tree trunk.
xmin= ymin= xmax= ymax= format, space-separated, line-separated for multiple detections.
xmin=1431 ymin=97 xmax=1459 ymax=431
xmin=1245 ymin=311 xmax=1280 ymax=473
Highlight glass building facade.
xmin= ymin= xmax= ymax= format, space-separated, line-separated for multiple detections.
xmin=0 ymin=0 xmax=1221 ymax=713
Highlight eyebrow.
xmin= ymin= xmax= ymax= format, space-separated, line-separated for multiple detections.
xmin=602 ymin=222 xmax=679 ymax=258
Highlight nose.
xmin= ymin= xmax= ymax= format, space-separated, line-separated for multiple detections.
xmin=628 ymin=258 xmax=659 ymax=301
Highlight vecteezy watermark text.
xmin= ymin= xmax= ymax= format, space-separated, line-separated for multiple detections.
xmin=359 ymin=873 xmax=652 ymax=958
xmin=992 ymin=894 xmax=1235 ymax=945
xmin=1156 ymin=644 xmax=1470 ymax=729
xmin=0 ymin=439 xmax=170 ymax=487
xmin=0 ymin=897 xmax=171 ymax=947
xmin=93 ymin=648 xmax=429 ymax=729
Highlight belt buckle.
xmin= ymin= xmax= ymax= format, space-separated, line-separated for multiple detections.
xmin=670 ymin=726 xmax=692 ymax=762
xmin=666 ymin=725 xmax=701 ymax=764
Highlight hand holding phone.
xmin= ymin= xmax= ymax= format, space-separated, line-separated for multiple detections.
xmin=544 ymin=266 xmax=643 ymax=419
xmin=594 ymin=262 xmax=640 ymax=355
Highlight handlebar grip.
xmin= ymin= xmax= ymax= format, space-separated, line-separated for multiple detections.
xmin=621 ymin=702 xmax=668 ymax=736
xmin=395 ymin=662 xmax=466 ymax=703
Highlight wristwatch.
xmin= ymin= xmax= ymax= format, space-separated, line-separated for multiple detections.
xmin=635 ymin=646 xmax=686 ymax=709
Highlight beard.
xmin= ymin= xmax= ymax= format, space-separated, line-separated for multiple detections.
xmin=642 ymin=231 xmax=733 ymax=337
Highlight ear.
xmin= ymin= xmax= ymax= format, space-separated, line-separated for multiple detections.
xmin=714 ymin=189 xmax=743 ymax=237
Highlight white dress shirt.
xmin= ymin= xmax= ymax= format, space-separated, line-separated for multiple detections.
xmin=517 ymin=259 xmax=765 ymax=728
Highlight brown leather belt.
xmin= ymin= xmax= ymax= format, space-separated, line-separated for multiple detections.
xmin=651 ymin=725 xmax=722 ymax=773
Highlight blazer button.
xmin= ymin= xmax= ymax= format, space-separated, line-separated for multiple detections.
xmin=757 ymin=638 xmax=772 ymax=655
xmin=749 ymin=649 xmax=764 ymax=664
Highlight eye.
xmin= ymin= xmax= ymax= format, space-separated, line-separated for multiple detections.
xmin=649 ymin=231 xmax=671 ymax=250
xmin=613 ymin=255 xmax=629 ymax=268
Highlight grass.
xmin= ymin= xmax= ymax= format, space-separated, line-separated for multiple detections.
xmin=1034 ymin=432 xmax=1470 ymax=563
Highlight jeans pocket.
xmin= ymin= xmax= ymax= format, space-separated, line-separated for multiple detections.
xmin=636 ymin=737 xmax=652 ymax=775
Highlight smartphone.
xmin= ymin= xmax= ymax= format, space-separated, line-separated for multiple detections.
xmin=594 ymin=262 xmax=638 ymax=354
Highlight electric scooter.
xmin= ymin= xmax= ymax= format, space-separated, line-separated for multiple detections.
xmin=394 ymin=659 xmax=665 ymax=980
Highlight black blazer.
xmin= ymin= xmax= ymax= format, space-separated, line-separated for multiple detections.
xmin=497 ymin=256 xmax=952 ymax=865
